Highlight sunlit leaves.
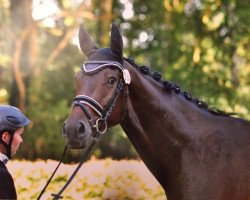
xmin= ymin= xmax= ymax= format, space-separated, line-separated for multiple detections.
xmin=64 ymin=16 xmax=74 ymax=26
xmin=49 ymin=28 xmax=64 ymax=36
xmin=0 ymin=54 xmax=11 ymax=67
xmin=202 ymin=11 xmax=225 ymax=31
xmin=192 ymin=46 xmax=201 ymax=63
xmin=0 ymin=0 xmax=10 ymax=22
xmin=8 ymin=159 xmax=165 ymax=200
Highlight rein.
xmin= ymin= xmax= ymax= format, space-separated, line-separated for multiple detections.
xmin=51 ymin=137 xmax=99 ymax=199
xmin=36 ymin=137 xmax=100 ymax=200
xmin=37 ymin=74 xmax=127 ymax=199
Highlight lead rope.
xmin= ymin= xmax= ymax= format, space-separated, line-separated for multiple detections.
xmin=51 ymin=135 xmax=100 ymax=199
xmin=37 ymin=145 xmax=69 ymax=200
xmin=36 ymin=135 xmax=100 ymax=200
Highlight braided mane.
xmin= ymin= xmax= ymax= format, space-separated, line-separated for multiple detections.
xmin=125 ymin=57 xmax=231 ymax=117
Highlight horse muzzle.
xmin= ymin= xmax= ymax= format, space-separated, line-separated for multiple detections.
xmin=62 ymin=118 xmax=91 ymax=149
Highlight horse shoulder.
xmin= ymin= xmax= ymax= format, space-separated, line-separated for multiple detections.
xmin=179 ymin=116 xmax=250 ymax=200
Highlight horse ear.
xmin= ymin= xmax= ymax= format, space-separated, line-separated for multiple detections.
xmin=110 ymin=23 xmax=123 ymax=58
xmin=79 ymin=24 xmax=99 ymax=57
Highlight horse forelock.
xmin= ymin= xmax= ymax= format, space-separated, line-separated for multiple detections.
xmin=88 ymin=48 xmax=123 ymax=65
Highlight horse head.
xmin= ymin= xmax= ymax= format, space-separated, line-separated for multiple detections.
xmin=63 ymin=24 xmax=130 ymax=149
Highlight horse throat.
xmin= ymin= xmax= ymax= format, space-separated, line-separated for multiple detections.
xmin=120 ymin=66 xmax=193 ymax=194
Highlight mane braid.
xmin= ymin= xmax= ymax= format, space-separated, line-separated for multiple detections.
xmin=125 ymin=57 xmax=231 ymax=117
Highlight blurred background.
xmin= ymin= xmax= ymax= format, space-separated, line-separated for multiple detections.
xmin=0 ymin=0 xmax=249 ymax=161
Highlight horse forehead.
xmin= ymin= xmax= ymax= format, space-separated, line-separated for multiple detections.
xmin=88 ymin=48 xmax=123 ymax=64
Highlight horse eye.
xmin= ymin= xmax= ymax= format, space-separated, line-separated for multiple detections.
xmin=107 ymin=76 xmax=117 ymax=85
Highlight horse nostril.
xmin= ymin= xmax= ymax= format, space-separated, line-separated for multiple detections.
xmin=62 ymin=122 xmax=67 ymax=136
xmin=77 ymin=122 xmax=86 ymax=135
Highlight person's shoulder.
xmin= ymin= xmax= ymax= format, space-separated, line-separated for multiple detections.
xmin=0 ymin=164 xmax=16 ymax=199
xmin=0 ymin=169 xmax=14 ymax=183
xmin=0 ymin=163 xmax=14 ymax=183
xmin=0 ymin=160 xmax=7 ymax=168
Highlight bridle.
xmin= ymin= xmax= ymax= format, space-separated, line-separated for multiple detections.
xmin=37 ymin=60 xmax=130 ymax=200
xmin=72 ymin=60 xmax=130 ymax=136
xmin=73 ymin=78 xmax=125 ymax=135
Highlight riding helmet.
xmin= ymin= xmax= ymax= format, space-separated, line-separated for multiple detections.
xmin=0 ymin=105 xmax=30 ymax=133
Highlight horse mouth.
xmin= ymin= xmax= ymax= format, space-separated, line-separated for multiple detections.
xmin=66 ymin=139 xmax=87 ymax=150
xmin=68 ymin=145 xmax=85 ymax=150
xmin=67 ymin=146 xmax=86 ymax=157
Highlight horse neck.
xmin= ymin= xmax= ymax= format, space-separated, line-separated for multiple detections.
xmin=120 ymin=63 xmax=206 ymax=189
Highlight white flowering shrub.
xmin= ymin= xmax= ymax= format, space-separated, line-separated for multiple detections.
xmin=7 ymin=158 xmax=166 ymax=200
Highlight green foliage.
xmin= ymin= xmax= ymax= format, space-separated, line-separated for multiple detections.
xmin=17 ymin=42 xmax=81 ymax=160
xmin=117 ymin=0 xmax=250 ymax=118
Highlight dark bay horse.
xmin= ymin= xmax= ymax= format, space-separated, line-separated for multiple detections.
xmin=63 ymin=24 xmax=250 ymax=200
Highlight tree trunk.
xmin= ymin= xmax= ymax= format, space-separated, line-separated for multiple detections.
xmin=9 ymin=0 xmax=38 ymax=111
xmin=93 ymin=0 xmax=113 ymax=46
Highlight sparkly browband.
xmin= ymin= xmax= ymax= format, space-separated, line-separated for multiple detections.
xmin=82 ymin=60 xmax=131 ymax=84
xmin=82 ymin=61 xmax=124 ymax=73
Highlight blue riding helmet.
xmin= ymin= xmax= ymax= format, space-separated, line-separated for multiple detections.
xmin=0 ymin=105 xmax=30 ymax=159
xmin=0 ymin=105 xmax=30 ymax=133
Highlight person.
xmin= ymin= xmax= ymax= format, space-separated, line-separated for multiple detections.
xmin=0 ymin=105 xmax=30 ymax=199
